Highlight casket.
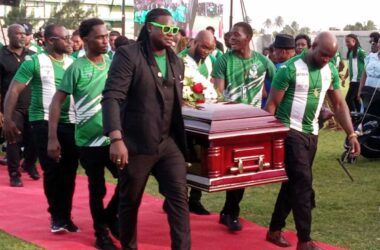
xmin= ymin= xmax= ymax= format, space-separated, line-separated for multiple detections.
xmin=182 ymin=102 xmax=289 ymax=192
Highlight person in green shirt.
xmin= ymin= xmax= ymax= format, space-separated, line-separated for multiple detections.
xmin=265 ymin=32 xmax=360 ymax=250
xmin=344 ymin=34 xmax=367 ymax=112
xmin=3 ymin=24 xmax=79 ymax=234
xmin=178 ymin=30 xmax=216 ymax=215
xmin=48 ymin=18 xmax=119 ymax=250
xmin=212 ymin=22 xmax=276 ymax=232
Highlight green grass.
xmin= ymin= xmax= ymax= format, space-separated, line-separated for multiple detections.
xmin=1 ymin=132 xmax=380 ymax=250
xmin=1 ymin=70 xmax=379 ymax=249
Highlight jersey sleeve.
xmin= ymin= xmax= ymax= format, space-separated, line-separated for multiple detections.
xmin=13 ymin=56 xmax=35 ymax=85
xmin=271 ymin=64 xmax=292 ymax=91
xmin=211 ymin=54 xmax=228 ymax=80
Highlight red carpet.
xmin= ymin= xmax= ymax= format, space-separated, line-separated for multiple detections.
xmin=0 ymin=165 xmax=345 ymax=250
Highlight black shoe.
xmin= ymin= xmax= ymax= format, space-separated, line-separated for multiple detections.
xmin=95 ymin=234 xmax=117 ymax=250
xmin=51 ymin=219 xmax=66 ymax=233
xmin=189 ymin=201 xmax=210 ymax=215
xmin=27 ymin=166 xmax=40 ymax=180
xmin=63 ymin=219 xmax=80 ymax=232
xmin=10 ymin=173 xmax=23 ymax=187
xmin=219 ymin=213 xmax=242 ymax=231
xmin=106 ymin=217 xmax=119 ymax=240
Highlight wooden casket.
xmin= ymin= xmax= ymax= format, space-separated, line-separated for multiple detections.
xmin=182 ymin=102 xmax=289 ymax=192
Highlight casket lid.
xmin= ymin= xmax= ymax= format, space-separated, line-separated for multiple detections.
xmin=182 ymin=102 xmax=287 ymax=135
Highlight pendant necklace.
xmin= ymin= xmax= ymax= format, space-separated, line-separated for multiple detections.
xmin=309 ymin=71 xmax=321 ymax=97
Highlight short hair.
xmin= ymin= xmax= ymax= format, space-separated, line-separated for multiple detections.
xmin=233 ymin=22 xmax=253 ymax=39
xmin=295 ymin=34 xmax=311 ymax=48
xmin=44 ymin=24 xmax=64 ymax=40
xmin=72 ymin=29 xmax=80 ymax=37
xmin=109 ymin=30 xmax=121 ymax=37
xmin=79 ymin=18 xmax=105 ymax=39
xmin=206 ymin=26 xmax=215 ymax=33
xmin=369 ymin=32 xmax=380 ymax=43
xmin=115 ymin=36 xmax=132 ymax=49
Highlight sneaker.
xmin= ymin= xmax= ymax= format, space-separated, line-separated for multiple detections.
xmin=219 ymin=213 xmax=242 ymax=231
xmin=51 ymin=219 xmax=66 ymax=233
xmin=189 ymin=201 xmax=210 ymax=215
xmin=63 ymin=219 xmax=80 ymax=232
xmin=95 ymin=234 xmax=117 ymax=250
xmin=10 ymin=173 xmax=23 ymax=187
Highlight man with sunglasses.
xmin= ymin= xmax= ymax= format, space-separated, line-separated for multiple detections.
xmin=3 ymin=24 xmax=79 ymax=234
xmin=102 ymin=8 xmax=190 ymax=250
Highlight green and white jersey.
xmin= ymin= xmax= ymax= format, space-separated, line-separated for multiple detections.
xmin=330 ymin=51 xmax=343 ymax=70
xmin=348 ymin=47 xmax=367 ymax=82
xmin=28 ymin=42 xmax=43 ymax=54
xmin=272 ymin=52 xmax=340 ymax=135
xmin=72 ymin=49 xmax=86 ymax=59
xmin=58 ymin=56 xmax=111 ymax=147
xmin=14 ymin=52 xmax=75 ymax=123
xmin=177 ymin=48 xmax=216 ymax=79
xmin=212 ymin=50 xmax=276 ymax=107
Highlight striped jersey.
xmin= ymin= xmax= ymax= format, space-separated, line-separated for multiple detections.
xmin=348 ymin=47 xmax=367 ymax=82
xmin=58 ymin=56 xmax=111 ymax=147
xmin=212 ymin=50 xmax=276 ymax=107
xmin=13 ymin=52 xmax=75 ymax=123
xmin=272 ymin=52 xmax=340 ymax=135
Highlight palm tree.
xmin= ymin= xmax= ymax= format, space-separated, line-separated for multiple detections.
xmin=263 ymin=18 xmax=272 ymax=34
xmin=274 ymin=16 xmax=284 ymax=30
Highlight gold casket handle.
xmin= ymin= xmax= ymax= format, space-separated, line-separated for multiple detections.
xmin=230 ymin=155 xmax=270 ymax=174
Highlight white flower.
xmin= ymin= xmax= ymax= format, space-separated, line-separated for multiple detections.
xmin=183 ymin=86 xmax=193 ymax=99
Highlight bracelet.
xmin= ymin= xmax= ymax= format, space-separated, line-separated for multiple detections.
xmin=348 ymin=132 xmax=358 ymax=140
xmin=110 ymin=137 xmax=123 ymax=144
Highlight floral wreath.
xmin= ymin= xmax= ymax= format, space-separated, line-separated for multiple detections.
xmin=182 ymin=54 xmax=218 ymax=107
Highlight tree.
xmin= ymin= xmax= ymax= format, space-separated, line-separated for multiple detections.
xmin=274 ymin=16 xmax=284 ymax=30
xmin=47 ymin=1 xmax=94 ymax=30
xmin=263 ymin=18 xmax=272 ymax=34
xmin=3 ymin=6 xmax=37 ymax=27
xmin=343 ymin=20 xmax=378 ymax=31
xmin=365 ymin=20 xmax=377 ymax=30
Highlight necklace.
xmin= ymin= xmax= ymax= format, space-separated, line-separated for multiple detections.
xmin=48 ymin=54 xmax=64 ymax=65
xmin=85 ymin=55 xmax=107 ymax=71
xmin=309 ymin=71 xmax=321 ymax=97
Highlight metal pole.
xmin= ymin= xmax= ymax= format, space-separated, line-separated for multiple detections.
xmin=121 ymin=0 xmax=125 ymax=36
xmin=229 ymin=0 xmax=233 ymax=30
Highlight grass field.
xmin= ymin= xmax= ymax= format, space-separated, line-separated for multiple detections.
xmin=1 ymin=71 xmax=379 ymax=249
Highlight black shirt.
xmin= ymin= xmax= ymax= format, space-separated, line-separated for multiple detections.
xmin=0 ymin=46 xmax=34 ymax=112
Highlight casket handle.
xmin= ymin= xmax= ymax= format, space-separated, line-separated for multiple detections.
xmin=258 ymin=155 xmax=271 ymax=171
xmin=230 ymin=155 xmax=271 ymax=174
xmin=230 ymin=159 xmax=244 ymax=174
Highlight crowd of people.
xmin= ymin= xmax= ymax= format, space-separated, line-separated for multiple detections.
xmin=1 ymin=6 xmax=379 ymax=250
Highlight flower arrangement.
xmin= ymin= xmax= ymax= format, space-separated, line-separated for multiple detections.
xmin=182 ymin=55 xmax=218 ymax=107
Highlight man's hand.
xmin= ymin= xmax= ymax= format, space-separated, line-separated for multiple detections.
xmin=110 ymin=140 xmax=128 ymax=169
xmin=348 ymin=136 xmax=361 ymax=156
xmin=47 ymin=137 xmax=61 ymax=162
xmin=3 ymin=119 xmax=21 ymax=144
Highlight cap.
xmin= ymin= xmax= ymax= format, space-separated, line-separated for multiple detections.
xmin=274 ymin=34 xmax=295 ymax=49
xmin=19 ymin=22 xmax=33 ymax=35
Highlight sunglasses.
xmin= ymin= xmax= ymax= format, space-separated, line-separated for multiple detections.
xmin=150 ymin=22 xmax=179 ymax=35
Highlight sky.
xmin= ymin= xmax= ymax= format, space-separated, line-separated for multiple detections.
xmin=220 ymin=0 xmax=380 ymax=32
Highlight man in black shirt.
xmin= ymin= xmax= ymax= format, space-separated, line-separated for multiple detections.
xmin=0 ymin=24 xmax=39 ymax=187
